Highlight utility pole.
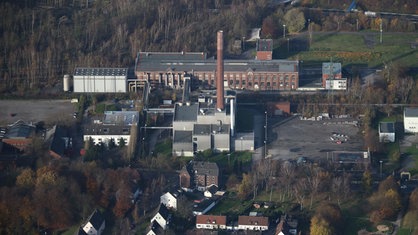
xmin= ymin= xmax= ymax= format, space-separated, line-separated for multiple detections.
xmin=380 ymin=19 xmax=383 ymax=44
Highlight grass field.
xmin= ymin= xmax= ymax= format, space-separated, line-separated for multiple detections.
xmin=281 ymin=32 xmax=418 ymax=67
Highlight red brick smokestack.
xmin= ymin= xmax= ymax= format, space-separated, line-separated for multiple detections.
xmin=216 ymin=30 xmax=224 ymax=111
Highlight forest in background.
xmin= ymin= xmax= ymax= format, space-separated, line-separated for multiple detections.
xmin=0 ymin=0 xmax=417 ymax=96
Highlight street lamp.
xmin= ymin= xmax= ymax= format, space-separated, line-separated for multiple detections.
xmin=287 ymin=38 xmax=290 ymax=53
xmin=379 ymin=160 xmax=383 ymax=178
xmin=283 ymin=24 xmax=286 ymax=39
xmin=264 ymin=111 xmax=268 ymax=158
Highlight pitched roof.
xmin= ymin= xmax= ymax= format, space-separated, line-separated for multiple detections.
xmin=86 ymin=209 xmax=105 ymax=230
xmin=192 ymin=161 xmax=219 ymax=177
xmin=238 ymin=216 xmax=269 ymax=227
xmin=156 ymin=204 xmax=170 ymax=220
xmin=196 ymin=215 xmax=226 ymax=226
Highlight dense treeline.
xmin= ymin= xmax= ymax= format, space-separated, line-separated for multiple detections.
xmin=1 ymin=0 xmax=416 ymax=95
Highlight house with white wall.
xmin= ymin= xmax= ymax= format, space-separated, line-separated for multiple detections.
xmin=160 ymin=192 xmax=178 ymax=210
xmin=81 ymin=209 xmax=105 ymax=235
xmin=237 ymin=215 xmax=269 ymax=231
xmin=150 ymin=204 xmax=171 ymax=230
xmin=196 ymin=215 xmax=227 ymax=230
xmin=404 ymin=107 xmax=418 ymax=133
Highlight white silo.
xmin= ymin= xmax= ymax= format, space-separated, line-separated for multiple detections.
xmin=63 ymin=74 xmax=71 ymax=92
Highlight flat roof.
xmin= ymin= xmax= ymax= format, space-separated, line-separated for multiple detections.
xmin=74 ymin=67 xmax=128 ymax=76
xmin=405 ymin=107 xmax=418 ymax=117
xmin=257 ymin=39 xmax=273 ymax=52
xmin=174 ymin=103 xmax=198 ymax=121
xmin=103 ymin=111 xmax=139 ymax=126
xmin=379 ymin=122 xmax=395 ymax=133
xmin=136 ymin=52 xmax=298 ymax=73
xmin=193 ymin=124 xmax=230 ymax=135
xmin=322 ymin=62 xmax=341 ymax=75
xmin=173 ymin=130 xmax=192 ymax=143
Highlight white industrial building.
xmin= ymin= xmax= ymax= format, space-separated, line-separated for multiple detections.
xmin=325 ymin=78 xmax=347 ymax=90
xmin=404 ymin=107 xmax=418 ymax=133
xmin=73 ymin=67 xmax=128 ymax=93
xmin=83 ymin=111 xmax=139 ymax=146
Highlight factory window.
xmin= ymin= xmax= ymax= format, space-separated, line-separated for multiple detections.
xmin=248 ymin=82 xmax=252 ymax=86
xmin=285 ymin=75 xmax=289 ymax=81
xmin=273 ymin=75 xmax=277 ymax=80
xmin=260 ymin=82 xmax=264 ymax=86
xmin=273 ymin=82 xmax=276 ymax=87
xmin=229 ymin=80 xmax=233 ymax=85
xmin=242 ymin=80 xmax=246 ymax=85
xmin=280 ymin=82 xmax=283 ymax=87
xmin=266 ymin=82 xmax=270 ymax=87
xmin=280 ymin=75 xmax=284 ymax=81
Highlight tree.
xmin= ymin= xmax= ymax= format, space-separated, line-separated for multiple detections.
xmin=283 ymin=8 xmax=306 ymax=33
xmin=238 ymin=173 xmax=253 ymax=199
xmin=310 ymin=202 xmax=343 ymax=234
xmin=310 ymin=215 xmax=333 ymax=235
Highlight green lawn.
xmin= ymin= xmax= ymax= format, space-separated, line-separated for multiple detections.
xmin=209 ymin=197 xmax=252 ymax=217
xmin=286 ymin=32 xmax=418 ymax=67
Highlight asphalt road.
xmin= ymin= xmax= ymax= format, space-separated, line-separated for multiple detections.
xmin=0 ymin=99 xmax=76 ymax=126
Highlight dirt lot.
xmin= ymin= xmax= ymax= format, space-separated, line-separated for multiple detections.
xmin=268 ymin=116 xmax=364 ymax=160
xmin=0 ymin=99 xmax=77 ymax=126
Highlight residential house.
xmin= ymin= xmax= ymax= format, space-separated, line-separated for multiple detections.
xmin=275 ymin=214 xmax=298 ymax=235
xmin=237 ymin=216 xmax=269 ymax=231
xmin=192 ymin=161 xmax=219 ymax=191
xmin=404 ymin=107 xmax=418 ymax=133
xmin=146 ymin=221 xmax=164 ymax=235
xmin=179 ymin=161 xmax=220 ymax=191
xmin=193 ymin=198 xmax=218 ymax=216
xmin=160 ymin=191 xmax=178 ymax=210
xmin=81 ymin=209 xmax=105 ymax=235
xmin=379 ymin=122 xmax=395 ymax=142
xmin=196 ymin=215 xmax=227 ymax=230
xmin=151 ymin=204 xmax=171 ymax=230
xmin=204 ymin=185 xmax=218 ymax=198
xmin=48 ymin=125 xmax=72 ymax=159
xmin=1 ymin=120 xmax=35 ymax=151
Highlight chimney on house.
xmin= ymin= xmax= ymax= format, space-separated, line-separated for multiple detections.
xmin=216 ymin=30 xmax=224 ymax=111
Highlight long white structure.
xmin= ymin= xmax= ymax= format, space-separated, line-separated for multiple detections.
xmin=73 ymin=67 xmax=128 ymax=93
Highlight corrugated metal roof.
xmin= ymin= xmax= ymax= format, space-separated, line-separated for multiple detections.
xmin=74 ymin=67 xmax=128 ymax=76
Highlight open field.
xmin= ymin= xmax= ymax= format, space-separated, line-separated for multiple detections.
xmin=268 ymin=116 xmax=364 ymax=160
xmin=278 ymin=32 xmax=418 ymax=67
xmin=0 ymin=99 xmax=76 ymax=126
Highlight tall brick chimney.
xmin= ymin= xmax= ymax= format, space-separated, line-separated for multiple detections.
xmin=216 ymin=30 xmax=224 ymax=111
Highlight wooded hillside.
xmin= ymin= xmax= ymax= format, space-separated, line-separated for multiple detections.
xmin=0 ymin=0 xmax=416 ymax=95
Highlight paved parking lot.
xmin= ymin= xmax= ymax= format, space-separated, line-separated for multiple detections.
xmin=0 ymin=99 xmax=76 ymax=126
xmin=267 ymin=115 xmax=364 ymax=160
